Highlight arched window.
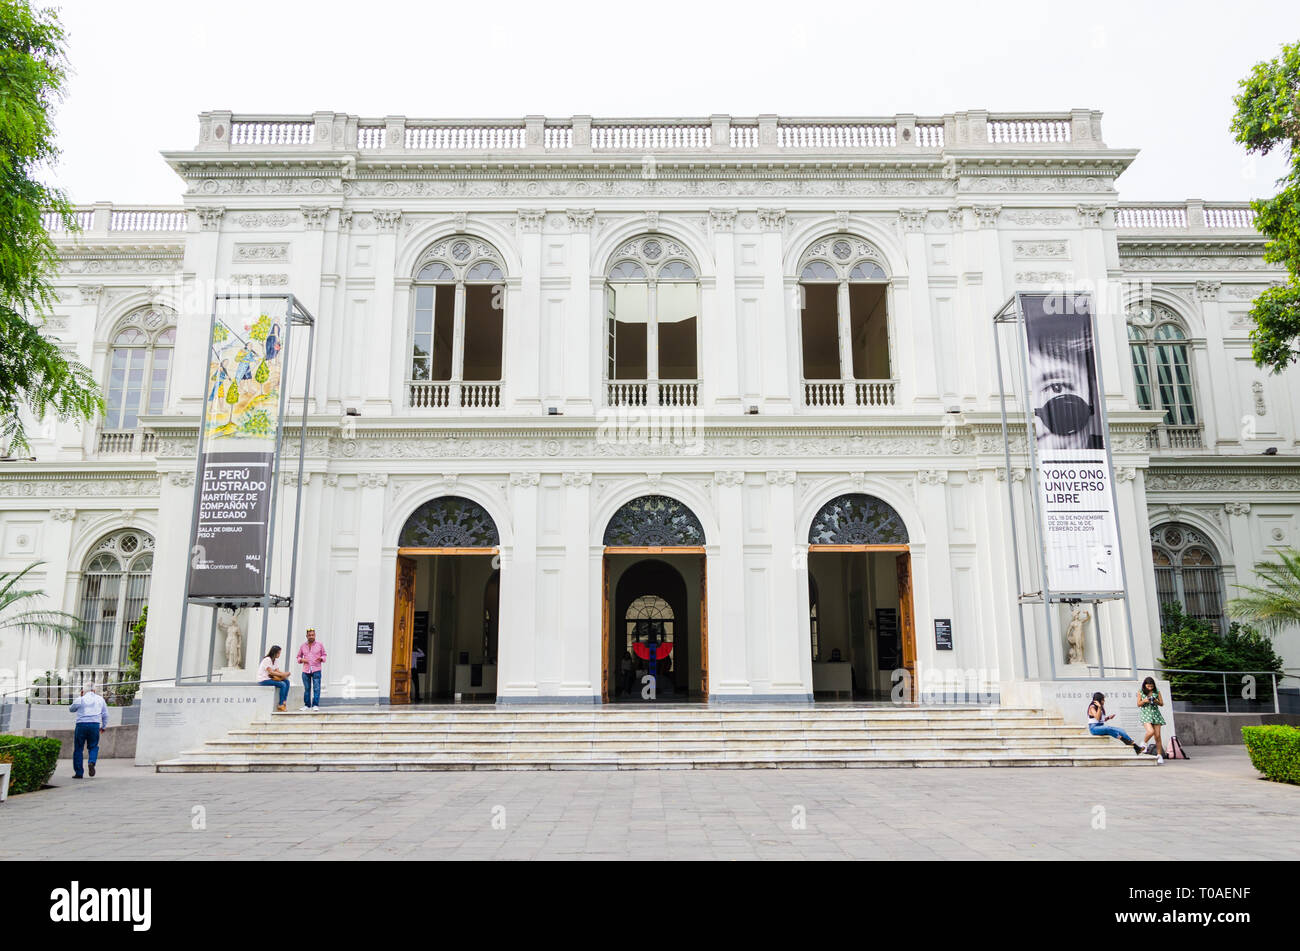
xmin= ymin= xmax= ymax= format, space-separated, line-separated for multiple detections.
xmin=625 ymin=594 xmax=675 ymax=653
xmin=1127 ymin=303 xmax=1199 ymax=446
xmin=409 ymin=236 xmax=506 ymax=409
xmin=605 ymin=235 xmax=700 ymax=407
xmin=797 ymin=235 xmax=894 ymax=408
xmin=76 ymin=529 xmax=154 ymax=668
xmin=104 ymin=309 xmax=175 ymax=433
xmin=1151 ymin=523 xmax=1225 ymax=633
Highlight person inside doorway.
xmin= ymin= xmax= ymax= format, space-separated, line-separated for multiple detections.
xmin=411 ymin=643 xmax=425 ymax=704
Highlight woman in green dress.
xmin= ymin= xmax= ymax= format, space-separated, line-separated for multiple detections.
xmin=1138 ymin=676 xmax=1167 ymax=764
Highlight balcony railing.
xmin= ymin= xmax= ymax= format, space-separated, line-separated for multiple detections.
xmin=803 ymin=380 xmax=897 ymax=409
xmin=44 ymin=203 xmax=188 ymax=238
xmin=1146 ymin=424 xmax=1205 ymax=451
xmin=407 ymin=381 xmax=501 ymax=410
xmin=1116 ymin=201 xmax=1258 ymax=233
xmin=607 ymin=381 xmax=699 ymax=408
xmin=97 ymin=429 xmax=157 ymax=455
xmin=194 ymin=110 xmax=1107 ymax=155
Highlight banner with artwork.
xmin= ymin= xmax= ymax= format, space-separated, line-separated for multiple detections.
xmin=1018 ymin=292 xmax=1124 ymax=596
xmin=186 ymin=297 xmax=290 ymax=600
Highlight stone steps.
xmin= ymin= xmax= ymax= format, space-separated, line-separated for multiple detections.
xmin=155 ymin=704 xmax=1151 ymax=772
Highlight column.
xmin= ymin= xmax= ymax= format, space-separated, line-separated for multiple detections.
xmin=902 ymin=213 xmax=939 ymax=402
xmin=499 ymin=473 xmax=540 ymax=698
xmin=836 ymin=281 xmax=854 ymax=392
xmin=565 ymin=209 xmax=595 ymax=413
xmin=561 ymin=472 xmax=595 ymax=697
xmin=708 ymin=209 xmax=740 ymax=408
xmin=364 ymin=210 xmax=401 ymax=413
xmin=512 ymin=211 xmax=545 ymax=409
xmin=1196 ymin=281 xmax=1230 ymax=446
xmin=711 ymin=472 xmax=748 ymax=697
xmin=758 ymin=209 xmax=793 ymax=410
xmin=766 ymin=471 xmax=806 ymax=698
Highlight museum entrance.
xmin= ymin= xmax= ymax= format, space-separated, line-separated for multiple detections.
xmin=391 ymin=496 xmax=500 ymax=704
xmin=600 ymin=495 xmax=708 ymax=703
xmin=806 ymin=494 xmax=915 ymax=701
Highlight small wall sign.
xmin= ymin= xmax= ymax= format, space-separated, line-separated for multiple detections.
xmin=934 ymin=618 xmax=953 ymax=650
xmin=355 ymin=621 xmax=374 ymax=654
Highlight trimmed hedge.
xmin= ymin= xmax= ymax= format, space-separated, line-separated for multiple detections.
xmin=0 ymin=734 xmax=61 ymax=795
xmin=1241 ymin=725 xmax=1300 ymax=785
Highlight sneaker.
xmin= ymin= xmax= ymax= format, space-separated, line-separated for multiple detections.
xmin=1156 ymin=755 xmax=1164 ymax=765
xmin=300 ymin=705 xmax=310 ymax=711
xmin=276 ymin=704 xmax=287 ymax=712
xmin=88 ymin=763 xmax=95 ymax=777
xmin=311 ymin=705 xmax=320 ymax=711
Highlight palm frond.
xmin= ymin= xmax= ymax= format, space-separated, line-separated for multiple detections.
xmin=0 ymin=561 xmax=87 ymax=645
xmin=1227 ymin=547 xmax=1300 ymax=635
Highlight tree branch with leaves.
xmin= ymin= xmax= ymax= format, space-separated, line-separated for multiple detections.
xmin=0 ymin=0 xmax=102 ymax=456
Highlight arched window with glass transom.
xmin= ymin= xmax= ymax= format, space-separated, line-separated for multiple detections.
xmin=604 ymin=235 xmax=700 ymax=408
xmin=1127 ymin=302 xmax=1200 ymax=447
xmin=75 ymin=529 xmax=154 ymax=669
xmin=408 ymin=236 xmax=506 ymax=409
xmin=797 ymin=235 xmax=895 ymax=409
xmin=1151 ymin=523 xmax=1225 ymax=633
xmin=103 ymin=308 xmax=175 ymax=442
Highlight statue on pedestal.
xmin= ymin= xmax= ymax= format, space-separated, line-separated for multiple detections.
xmin=1066 ymin=607 xmax=1091 ymax=665
xmin=219 ymin=607 xmax=245 ymax=669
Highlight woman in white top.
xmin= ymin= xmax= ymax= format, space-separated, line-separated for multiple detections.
xmin=257 ymin=645 xmax=291 ymax=711
xmin=1086 ymin=692 xmax=1145 ymax=754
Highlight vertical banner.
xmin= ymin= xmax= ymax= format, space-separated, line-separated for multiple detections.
xmin=186 ymin=297 xmax=290 ymax=599
xmin=1019 ymin=292 xmax=1123 ymax=596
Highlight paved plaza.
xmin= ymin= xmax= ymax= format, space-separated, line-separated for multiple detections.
xmin=2 ymin=747 xmax=1296 ymax=860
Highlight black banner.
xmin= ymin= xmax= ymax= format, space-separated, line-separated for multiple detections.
xmin=186 ymin=451 xmax=274 ymax=598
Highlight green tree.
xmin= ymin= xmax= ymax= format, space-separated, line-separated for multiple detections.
xmin=1232 ymin=41 xmax=1300 ymax=372
xmin=0 ymin=0 xmax=102 ymax=456
xmin=114 ymin=605 xmax=146 ymax=705
xmin=0 ymin=561 xmax=85 ymax=648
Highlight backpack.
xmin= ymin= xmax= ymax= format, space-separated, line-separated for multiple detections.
xmin=1167 ymin=735 xmax=1189 ymax=760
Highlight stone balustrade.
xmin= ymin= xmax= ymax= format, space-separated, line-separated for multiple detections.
xmin=43 ymin=203 xmax=188 ymax=237
xmin=193 ymin=109 xmax=1108 ymax=154
xmin=1116 ymin=201 xmax=1258 ymax=232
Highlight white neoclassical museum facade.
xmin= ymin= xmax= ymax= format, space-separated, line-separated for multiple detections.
xmin=2 ymin=109 xmax=1297 ymax=706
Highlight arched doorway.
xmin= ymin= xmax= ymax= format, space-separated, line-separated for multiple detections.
xmin=602 ymin=495 xmax=707 ymax=703
xmin=807 ymin=494 xmax=915 ymax=700
xmin=392 ymin=496 xmax=500 ymax=704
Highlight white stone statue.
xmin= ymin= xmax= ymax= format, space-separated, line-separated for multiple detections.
xmin=1066 ymin=607 xmax=1091 ymax=665
xmin=219 ymin=608 xmax=244 ymax=669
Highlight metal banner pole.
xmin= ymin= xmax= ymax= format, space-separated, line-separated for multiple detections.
xmin=258 ymin=294 xmax=295 ymax=666
xmin=282 ymin=304 xmax=316 ymax=663
xmin=1012 ymin=293 xmax=1059 ymax=682
xmin=175 ymin=300 xmax=221 ymax=685
xmin=1085 ymin=297 xmax=1140 ymax=677
xmin=992 ymin=298 xmax=1032 ymax=681
xmin=205 ymin=608 xmax=218 ymax=683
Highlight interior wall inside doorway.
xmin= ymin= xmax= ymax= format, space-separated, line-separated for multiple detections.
xmin=606 ymin=553 xmax=703 ymax=699
xmin=809 ymin=551 xmax=901 ymax=698
xmin=411 ymin=554 xmax=498 ymax=700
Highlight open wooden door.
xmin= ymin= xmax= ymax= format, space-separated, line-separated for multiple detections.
xmin=699 ymin=554 xmax=708 ymax=700
xmin=896 ymin=553 xmax=916 ymax=701
xmin=390 ymin=555 xmax=417 ymax=704
xmin=601 ymin=556 xmax=610 ymax=703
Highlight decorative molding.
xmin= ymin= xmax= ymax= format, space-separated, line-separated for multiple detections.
xmin=0 ymin=474 xmax=161 ymax=498
xmin=338 ymin=210 xmax=354 ymax=233
xmin=1224 ymin=501 xmax=1251 ymax=517
xmin=1194 ymin=280 xmax=1222 ymax=302
xmin=1115 ymin=466 xmax=1137 ymax=483
xmin=510 ymin=472 xmax=541 ymax=487
xmin=300 ymin=206 xmax=331 ymax=230
xmin=1075 ymin=204 xmax=1105 ymax=226
xmin=560 ymin=471 xmax=592 ymax=487
xmin=917 ymin=470 xmax=948 ymax=486
xmin=972 ymin=204 xmax=1001 ymax=229
xmin=516 ymin=210 xmax=545 ymax=233
xmin=565 ymin=209 xmax=595 ymax=232
xmin=50 ymin=507 xmax=77 ymax=522
xmin=233 ymin=243 xmax=288 ymax=262
xmin=1252 ymin=381 xmax=1267 ymax=417
xmin=78 ymin=284 xmax=104 ymax=305
xmin=765 ymin=470 xmax=797 ymax=486
xmin=167 ymin=471 xmax=194 ymax=488
xmin=1016 ymin=271 xmax=1071 ymax=283
xmin=1014 ymin=240 xmax=1069 ymax=259
xmin=371 ymin=210 xmax=402 ymax=232
xmin=357 ymin=472 xmax=389 ymax=488
xmin=710 ymin=470 xmax=745 ymax=487
xmin=228 ymin=273 xmax=290 ymax=286
xmin=898 ymin=209 xmax=928 ymax=233
xmin=708 ymin=208 xmax=737 ymax=233
xmin=757 ymin=208 xmax=786 ymax=232
xmin=196 ymin=206 xmax=225 ymax=231
xmin=234 ymin=212 xmax=296 ymax=229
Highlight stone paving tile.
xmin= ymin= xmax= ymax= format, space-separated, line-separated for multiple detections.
xmin=2 ymin=747 xmax=1297 ymax=860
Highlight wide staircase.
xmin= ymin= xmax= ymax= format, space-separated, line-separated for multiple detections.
xmin=155 ymin=705 xmax=1148 ymax=772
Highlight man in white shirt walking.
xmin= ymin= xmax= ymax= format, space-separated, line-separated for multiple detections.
xmin=69 ymin=684 xmax=110 ymax=778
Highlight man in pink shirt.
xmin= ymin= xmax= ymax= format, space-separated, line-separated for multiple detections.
xmin=296 ymin=627 xmax=327 ymax=710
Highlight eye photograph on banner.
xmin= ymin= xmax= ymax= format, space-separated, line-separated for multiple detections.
xmin=1018 ymin=293 xmax=1123 ymax=598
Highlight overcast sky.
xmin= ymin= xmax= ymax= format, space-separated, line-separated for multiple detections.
xmin=42 ymin=0 xmax=1300 ymax=205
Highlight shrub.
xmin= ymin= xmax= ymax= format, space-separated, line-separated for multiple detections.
xmin=0 ymin=735 xmax=61 ymax=794
xmin=1158 ymin=604 xmax=1284 ymax=704
xmin=1241 ymin=725 xmax=1300 ymax=785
